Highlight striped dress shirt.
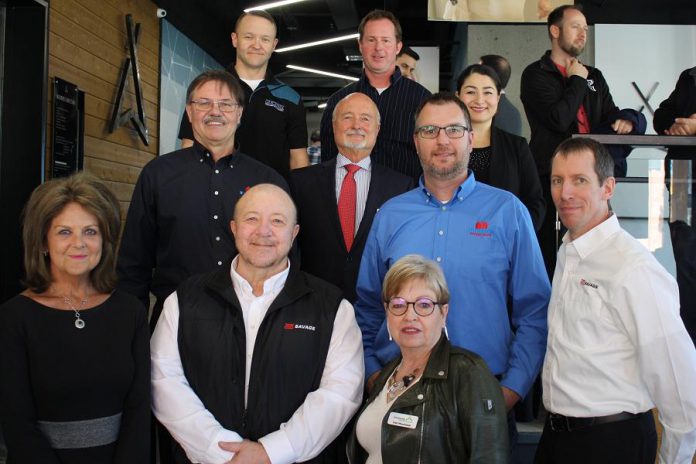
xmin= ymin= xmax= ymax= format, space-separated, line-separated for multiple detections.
xmin=335 ymin=154 xmax=372 ymax=234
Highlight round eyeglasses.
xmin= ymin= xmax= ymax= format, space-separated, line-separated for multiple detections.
xmin=189 ymin=99 xmax=239 ymax=113
xmin=386 ymin=297 xmax=441 ymax=316
xmin=415 ymin=125 xmax=468 ymax=139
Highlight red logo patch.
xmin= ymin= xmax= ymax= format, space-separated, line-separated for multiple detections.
xmin=475 ymin=221 xmax=488 ymax=230
xmin=283 ymin=323 xmax=295 ymax=330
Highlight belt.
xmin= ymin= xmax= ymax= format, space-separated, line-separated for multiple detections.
xmin=547 ymin=411 xmax=647 ymax=432
xmin=38 ymin=412 xmax=122 ymax=449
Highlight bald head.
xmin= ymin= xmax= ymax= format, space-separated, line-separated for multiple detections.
xmin=332 ymin=92 xmax=380 ymax=124
xmin=233 ymin=183 xmax=297 ymax=225
xmin=331 ymin=92 xmax=381 ymax=162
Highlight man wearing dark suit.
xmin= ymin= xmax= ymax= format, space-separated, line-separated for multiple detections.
xmin=290 ymin=93 xmax=414 ymax=302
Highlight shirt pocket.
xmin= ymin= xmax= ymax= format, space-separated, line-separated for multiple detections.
xmin=561 ymin=284 xmax=611 ymax=349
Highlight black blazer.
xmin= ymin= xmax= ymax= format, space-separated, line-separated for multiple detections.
xmin=489 ymin=126 xmax=546 ymax=231
xmin=289 ymin=158 xmax=414 ymax=302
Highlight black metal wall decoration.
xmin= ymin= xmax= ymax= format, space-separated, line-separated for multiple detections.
xmin=52 ymin=77 xmax=85 ymax=178
xmin=110 ymin=14 xmax=149 ymax=145
xmin=632 ymin=81 xmax=659 ymax=116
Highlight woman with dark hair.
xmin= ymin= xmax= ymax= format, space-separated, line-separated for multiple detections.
xmin=0 ymin=173 xmax=149 ymax=463
xmin=456 ymin=63 xmax=545 ymax=230
xmin=347 ymin=254 xmax=508 ymax=463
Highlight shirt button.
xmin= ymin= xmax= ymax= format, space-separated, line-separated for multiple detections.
xmin=247 ymin=354 xmax=252 ymax=359
xmin=215 ymin=236 xmax=220 ymax=241
xmin=438 ymin=230 xmax=444 ymax=236
xmin=417 ymin=394 xmax=424 ymax=400
xmin=213 ymin=215 xmax=219 ymax=220
xmin=438 ymin=370 xmax=445 ymax=376
xmin=441 ymin=206 xmax=447 ymax=211
xmin=436 ymin=257 xmax=442 ymax=262
xmin=214 ymin=191 xmax=219 ymax=196
xmin=217 ymin=261 xmax=223 ymax=266
xmin=215 ymin=169 xmax=219 ymax=174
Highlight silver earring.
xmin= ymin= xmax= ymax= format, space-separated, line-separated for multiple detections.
xmin=42 ymin=250 xmax=48 ymax=257
xmin=444 ymin=325 xmax=449 ymax=340
xmin=388 ymin=327 xmax=393 ymax=341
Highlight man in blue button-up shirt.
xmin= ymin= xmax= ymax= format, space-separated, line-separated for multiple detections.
xmin=355 ymin=92 xmax=550 ymax=432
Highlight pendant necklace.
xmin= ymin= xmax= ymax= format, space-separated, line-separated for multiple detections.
xmin=63 ymin=295 xmax=88 ymax=329
xmin=386 ymin=365 xmax=420 ymax=402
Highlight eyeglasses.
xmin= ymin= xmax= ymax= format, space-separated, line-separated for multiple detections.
xmin=386 ymin=297 xmax=441 ymax=316
xmin=189 ymin=99 xmax=240 ymax=113
xmin=415 ymin=125 xmax=468 ymax=139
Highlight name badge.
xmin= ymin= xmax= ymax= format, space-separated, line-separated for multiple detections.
xmin=387 ymin=412 xmax=419 ymax=429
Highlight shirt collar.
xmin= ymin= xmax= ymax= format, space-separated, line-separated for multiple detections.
xmin=358 ymin=66 xmax=402 ymax=89
xmin=563 ymin=213 xmax=621 ymax=259
xmin=336 ymin=153 xmax=371 ymax=171
xmin=229 ymin=255 xmax=290 ymax=297
xmin=193 ymin=140 xmax=238 ymax=168
xmin=418 ymin=170 xmax=477 ymax=205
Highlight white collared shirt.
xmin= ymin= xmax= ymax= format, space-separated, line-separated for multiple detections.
xmin=542 ymin=214 xmax=696 ymax=464
xmin=151 ymin=257 xmax=365 ymax=464
xmin=335 ymin=154 xmax=372 ymax=235
xmin=229 ymin=256 xmax=289 ymax=405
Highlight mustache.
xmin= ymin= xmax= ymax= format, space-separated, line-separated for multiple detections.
xmin=345 ymin=129 xmax=367 ymax=137
xmin=203 ymin=115 xmax=226 ymax=124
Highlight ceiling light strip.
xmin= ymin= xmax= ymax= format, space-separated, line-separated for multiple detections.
xmin=275 ymin=33 xmax=359 ymax=53
xmin=286 ymin=64 xmax=358 ymax=81
xmin=244 ymin=0 xmax=309 ymax=12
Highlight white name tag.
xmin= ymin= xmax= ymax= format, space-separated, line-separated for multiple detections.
xmin=387 ymin=412 xmax=419 ymax=429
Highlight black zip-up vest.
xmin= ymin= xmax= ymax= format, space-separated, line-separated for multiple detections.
xmin=173 ymin=263 xmax=343 ymax=463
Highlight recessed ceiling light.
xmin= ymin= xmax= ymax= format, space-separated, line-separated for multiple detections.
xmin=286 ymin=64 xmax=359 ymax=81
xmin=317 ymin=102 xmax=327 ymax=109
xmin=276 ymin=33 xmax=359 ymax=53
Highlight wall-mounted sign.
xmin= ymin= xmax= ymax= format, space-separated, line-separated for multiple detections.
xmin=52 ymin=77 xmax=85 ymax=178
xmin=110 ymin=14 xmax=149 ymax=145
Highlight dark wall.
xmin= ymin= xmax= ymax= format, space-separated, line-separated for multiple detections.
xmin=0 ymin=0 xmax=48 ymax=303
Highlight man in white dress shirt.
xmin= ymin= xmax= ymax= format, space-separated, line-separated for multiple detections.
xmin=151 ymin=183 xmax=364 ymax=464
xmin=536 ymin=137 xmax=696 ymax=464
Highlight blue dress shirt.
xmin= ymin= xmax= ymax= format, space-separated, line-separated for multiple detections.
xmin=355 ymin=173 xmax=550 ymax=397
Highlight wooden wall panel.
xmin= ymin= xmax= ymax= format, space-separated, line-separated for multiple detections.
xmin=47 ymin=0 xmax=159 ymax=218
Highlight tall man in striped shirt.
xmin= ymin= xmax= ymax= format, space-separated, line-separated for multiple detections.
xmin=320 ymin=9 xmax=431 ymax=181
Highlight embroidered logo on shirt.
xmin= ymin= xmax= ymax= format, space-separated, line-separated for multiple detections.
xmin=580 ymin=278 xmax=598 ymax=289
xmin=587 ymin=79 xmax=596 ymax=92
xmin=283 ymin=323 xmax=316 ymax=331
xmin=265 ymin=99 xmax=285 ymax=112
xmin=470 ymin=220 xmax=492 ymax=237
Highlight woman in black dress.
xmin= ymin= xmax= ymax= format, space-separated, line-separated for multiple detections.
xmin=0 ymin=173 xmax=149 ymax=463
xmin=456 ymin=64 xmax=545 ymax=230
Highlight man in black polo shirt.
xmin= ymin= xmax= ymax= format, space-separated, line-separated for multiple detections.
xmin=178 ymin=10 xmax=309 ymax=179
xmin=117 ymin=70 xmax=286 ymax=329
xmin=320 ymin=10 xmax=431 ymax=180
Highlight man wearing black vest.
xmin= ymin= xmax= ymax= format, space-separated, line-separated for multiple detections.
xmin=151 ymin=184 xmax=364 ymax=464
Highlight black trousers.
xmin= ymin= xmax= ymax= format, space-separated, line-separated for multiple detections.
xmin=534 ymin=411 xmax=657 ymax=464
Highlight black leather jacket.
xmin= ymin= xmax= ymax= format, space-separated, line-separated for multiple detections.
xmin=346 ymin=336 xmax=509 ymax=463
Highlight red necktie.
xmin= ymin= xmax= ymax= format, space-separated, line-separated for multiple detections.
xmin=338 ymin=164 xmax=360 ymax=251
